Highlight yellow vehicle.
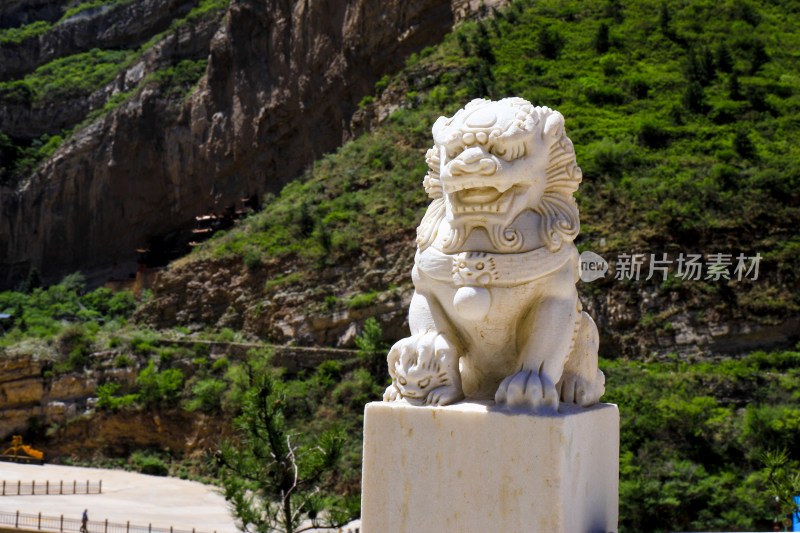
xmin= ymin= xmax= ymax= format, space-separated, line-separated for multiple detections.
xmin=0 ymin=435 xmax=44 ymax=465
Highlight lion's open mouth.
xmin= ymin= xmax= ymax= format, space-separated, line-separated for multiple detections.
xmin=458 ymin=187 xmax=503 ymax=204
xmin=452 ymin=186 xmax=517 ymax=214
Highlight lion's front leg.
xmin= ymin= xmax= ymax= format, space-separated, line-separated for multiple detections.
xmin=495 ymin=287 xmax=580 ymax=413
xmin=557 ymin=311 xmax=605 ymax=407
xmin=384 ymin=291 xmax=464 ymax=406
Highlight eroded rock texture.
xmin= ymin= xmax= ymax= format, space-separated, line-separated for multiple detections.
xmin=0 ymin=0 xmax=473 ymax=288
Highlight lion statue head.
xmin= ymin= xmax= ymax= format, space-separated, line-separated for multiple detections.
xmin=416 ymin=97 xmax=582 ymax=254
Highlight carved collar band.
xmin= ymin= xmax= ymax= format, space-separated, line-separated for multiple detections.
xmin=415 ymin=245 xmax=577 ymax=288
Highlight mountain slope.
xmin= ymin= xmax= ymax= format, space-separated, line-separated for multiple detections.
xmin=140 ymin=0 xmax=800 ymax=359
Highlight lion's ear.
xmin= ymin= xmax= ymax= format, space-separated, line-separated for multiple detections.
xmin=432 ymin=116 xmax=447 ymax=142
xmin=543 ymin=111 xmax=564 ymax=138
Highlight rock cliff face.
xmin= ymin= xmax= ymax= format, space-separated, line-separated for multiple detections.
xmin=0 ymin=354 xmax=101 ymax=441
xmin=0 ymin=0 xmax=493 ymax=288
xmin=0 ymin=343 xmax=353 ymax=455
xmin=0 ymin=0 xmax=62 ymax=30
xmin=0 ymin=0 xmax=196 ymax=82
xmin=0 ymin=351 xmax=227 ymax=456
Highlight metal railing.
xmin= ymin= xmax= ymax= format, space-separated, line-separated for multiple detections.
xmin=0 ymin=511 xmax=223 ymax=533
xmin=0 ymin=480 xmax=102 ymax=496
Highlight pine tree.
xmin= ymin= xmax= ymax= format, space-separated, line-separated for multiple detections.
xmin=537 ymin=25 xmax=564 ymax=59
xmin=594 ymin=23 xmax=610 ymax=54
xmin=700 ymin=46 xmax=716 ymax=83
xmin=18 ymin=267 xmax=42 ymax=294
xmin=733 ymin=129 xmax=756 ymax=160
xmin=715 ymin=43 xmax=734 ymax=73
xmin=355 ymin=317 xmax=388 ymax=380
xmin=727 ymin=72 xmax=743 ymax=100
xmin=217 ymin=364 xmax=357 ymax=533
xmin=682 ymin=82 xmax=707 ymax=114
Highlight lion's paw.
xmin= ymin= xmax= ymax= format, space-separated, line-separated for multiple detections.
xmin=424 ymin=384 xmax=464 ymax=406
xmin=557 ymin=369 xmax=605 ymax=407
xmin=495 ymin=369 xmax=559 ymax=413
xmin=387 ymin=331 xmax=463 ymax=406
xmin=383 ymin=383 xmax=401 ymax=402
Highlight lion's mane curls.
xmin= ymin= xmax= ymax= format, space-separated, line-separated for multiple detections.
xmin=416 ymin=99 xmax=582 ymax=253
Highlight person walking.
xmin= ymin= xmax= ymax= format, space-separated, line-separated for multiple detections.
xmin=80 ymin=509 xmax=88 ymax=533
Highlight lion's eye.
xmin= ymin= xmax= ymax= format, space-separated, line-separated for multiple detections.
xmin=418 ymin=377 xmax=431 ymax=389
xmin=490 ymin=140 xmax=525 ymax=162
xmin=398 ymin=376 xmax=407 ymax=386
xmin=446 ymin=143 xmax=465 ymax=159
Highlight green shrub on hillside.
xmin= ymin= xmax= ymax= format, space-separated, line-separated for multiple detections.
xmin=147 ymin=59 xmax=208 ymax=99
xmin=19 ymin=48 xmax=133 ymax=102
xmin=136 ymin=360 xmax=185 ymax=407
xmin=96 ymin=382 xmax=138 ymax=410
xmin=0 ymin=20 xmax=51 ymax=45
xmin=0 ymin=272 xmax=136 ymax=349
xmin=0 ymin=0 xmax=135 ymax=45
xmin=603 ymin=349 xmax=800 ymax=532
xmin=184 ymin=377 xmax=227 ymax=413
xmin=129 ymin=450 xmax=169 ymax=476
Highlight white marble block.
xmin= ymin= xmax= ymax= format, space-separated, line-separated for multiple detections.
xmin=361 ymin=401 xmax=619 ymax=533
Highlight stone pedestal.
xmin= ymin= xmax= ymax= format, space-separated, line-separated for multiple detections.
xmin=361 ymin=401 xmax=619 ymax=533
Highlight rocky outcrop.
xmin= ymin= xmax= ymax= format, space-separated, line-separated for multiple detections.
xmin=0 ymin=0 xmax=487 ymax=288
xmin=42 ymin=408 xmax=229 ymax=457
xmin=0 ymin=0 xmax=62 ymax=30
xmin=0 ymin=5 xmax=221 ymax=139
xmin=0 ymin=355 xmax=107 ymax=441
xmin=0 ymin=341 xmax=357 ymax=455
xmin=0 ymin=0 xmax=196 ymax=82
xmin=137 ymin=237 xmax=800 ymax=360
xmin=136 ymin=233 xmax=417 ymax=346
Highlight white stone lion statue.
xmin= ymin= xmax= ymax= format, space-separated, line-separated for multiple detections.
xmin=383 ymin=97 xmax=605 ymax=412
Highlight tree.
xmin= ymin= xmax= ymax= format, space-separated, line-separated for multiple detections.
xmin=136 ymin=360 xmax=184 ymax=407
xmin=762 ymin=449 xmax=800 ymax=526
xmin=715 ymin=43 xmax=734 ymax=73
xmin=658 ymin=2 xmax=671 ymax=33
xmin=216 ymin=362 xmax=357 ymax=533
xmin=355 ymin=317 xmax=388 ymax=380
xmin=733 ymin=129 xmax=757 ymax=160
xmin=472 ymin=21 xmax=495 ymax=64
xmin=537 ymin=25 xmax=564 ymax=59
xmin=18 ymin=267 xmax=42 ymax=294
xmin=682 ymin=82 xmax=707 ymax=114
xmin=727 ymin=72 xmax=743 ymax=100
xmin=594 ymin=23 xmax=610 ymax=54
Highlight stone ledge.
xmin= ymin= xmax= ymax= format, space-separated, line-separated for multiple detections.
xmin=361 ymin=401 xmax=619 ymax=533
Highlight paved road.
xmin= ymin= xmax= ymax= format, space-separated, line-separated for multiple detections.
xmin=0 ymin=463 xmax=361 ymax=533
xmin=0 ymin=463 xmax=235 ymax=533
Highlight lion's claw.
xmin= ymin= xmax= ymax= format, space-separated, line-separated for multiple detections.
xmin=424 ymin=384 xmax=463 ymax=406
xmin=557 ymin=370 xmax=605 ymax=407
xmin=383 ymin=384 xmax=401 ymax=402
xmin=495 ymin=369 xmax=559 ymax=412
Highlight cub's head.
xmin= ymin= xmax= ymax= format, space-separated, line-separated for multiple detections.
xmin=417 ymin=98 xmax=583 ymax=254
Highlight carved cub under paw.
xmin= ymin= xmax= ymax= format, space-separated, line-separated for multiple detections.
xmin=383 ymin=330 xmax=463 ymax=406
xmin=384 ymin=98 xmax=605 ymax=412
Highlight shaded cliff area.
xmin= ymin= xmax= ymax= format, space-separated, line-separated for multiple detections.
xmin=0 ymin=0 xmax=499 ymax=288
